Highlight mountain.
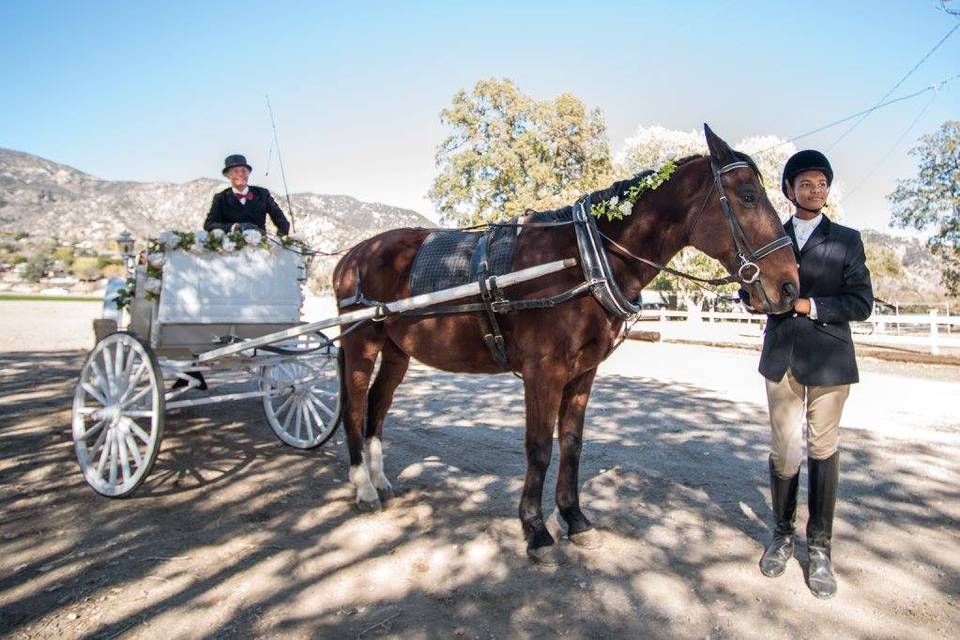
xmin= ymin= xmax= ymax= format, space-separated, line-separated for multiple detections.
xmin=0 ymin=148 xmax=435 ymax=255
xmin=860 ymin=229 xmax=948 ymax=304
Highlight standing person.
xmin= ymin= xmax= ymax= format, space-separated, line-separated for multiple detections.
xmin=743 ymin=150 xmax=873 ymax=599
xmin=203 ymin=154 xmax=291 ymax=236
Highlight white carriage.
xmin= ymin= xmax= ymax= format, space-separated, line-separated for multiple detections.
xmin=72 ymin=229 xmax=577 ymax=498
xmin=72 ymin=235 xmax=343 ymax=497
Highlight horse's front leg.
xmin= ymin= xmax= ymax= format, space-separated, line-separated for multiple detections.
xmin=520 ymin=372 xmax=564 ymax=562
xmin=556 ymin=367 xmax=602 ymax=549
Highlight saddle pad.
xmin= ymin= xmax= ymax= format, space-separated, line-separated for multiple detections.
xmin=409 ymin=224 xmax=519 ymax=296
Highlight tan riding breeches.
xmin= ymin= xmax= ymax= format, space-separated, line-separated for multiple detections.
xmin=765 ymin=369 xmax=849 ymax=477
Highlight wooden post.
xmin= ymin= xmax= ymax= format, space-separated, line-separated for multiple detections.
xmin=929 ymin=309 xmax=940 ymax=355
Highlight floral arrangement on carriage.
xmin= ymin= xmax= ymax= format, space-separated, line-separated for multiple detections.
xmin=114 ymin=228 xmax=312 ymax=310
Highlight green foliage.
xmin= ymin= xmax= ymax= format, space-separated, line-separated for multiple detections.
xmin=889 ymin=120 xmax=960 ymax=296
xmin=429 ymin=78 xmax=612 ymax=226
xmin=14 ymin=230 xmax=28 ymax=241
xmin=22 ymin=254 xmax=53 ymax=282
xmin=591 ymin=161 xmax=677 ymax=222
xmin=53 ymin=246 xmax=75 ymax=267
xmin=72 ymin=256 xmax=102 ymax=281
xmin=11 ymin=254 xmax=27 ymax=265
xmin=663 ymin=248 xmax=736 ymax=304
xmin=865 ymin=245 xmax=904 ymax=279
xmin=96 ymin=254 xmax=121 ymax=269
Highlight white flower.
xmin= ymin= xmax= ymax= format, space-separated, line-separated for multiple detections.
xmin=619 ymin=201 xmax=634 ymax=216
xmin=609 ymin=195 xmax=619 ymax=206
xmin=144 ymin=277 xmax=162 ymax=294
xmin=211 ymin=229 xmax=225 ymax=240
xmin=221 ymin=239 xmax=236 ymax=252
xmin=147 ymin=252 xmax=164 ymax=268
xmin=190 ymin=240 xmax=205 ymax=253
xmin=242 ymin=229 xmax=262 ymax=246
xmin=194 ymin=230 xmax=208 ymax=244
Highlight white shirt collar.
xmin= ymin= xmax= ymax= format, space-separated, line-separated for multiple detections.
xmin=791 ymin=213 xmax=822 ymax=234
xmin=231 ymin=186 xmax=250 ymax=196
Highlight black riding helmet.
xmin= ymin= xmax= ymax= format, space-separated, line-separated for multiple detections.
xmin=781 ymin=150 xmax=833 ymax=197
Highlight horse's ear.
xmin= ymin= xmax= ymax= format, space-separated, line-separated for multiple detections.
xmin=703 ymin=123 xmax=737 ymax=167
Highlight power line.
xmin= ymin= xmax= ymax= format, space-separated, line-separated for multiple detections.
xmin=825 ymin=21 xmax=960 ymax=152
xmin=753 ymin=73 xmax=960 ymax=158
xmin=840 ymin=90 xmax=939 ymax=203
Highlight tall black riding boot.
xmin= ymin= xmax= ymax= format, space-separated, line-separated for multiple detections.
xmin=806 ymin=451 xmax=840 ymax=599
xmin=759 ymin=455 xmax=800 ymax=578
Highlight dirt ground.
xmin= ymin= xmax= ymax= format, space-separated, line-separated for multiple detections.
xmin=1 ymin=301 xmax=958 ymax=639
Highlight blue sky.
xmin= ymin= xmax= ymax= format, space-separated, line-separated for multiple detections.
xmin=2 ymin=1 xmax=958 ymax=232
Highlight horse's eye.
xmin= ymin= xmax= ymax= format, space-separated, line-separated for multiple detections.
xmin=742 ymin=192 xmax=756 ymax=204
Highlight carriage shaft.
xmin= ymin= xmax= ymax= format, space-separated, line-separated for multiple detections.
xmin=196 ymin=258 xmax=577 ymax=363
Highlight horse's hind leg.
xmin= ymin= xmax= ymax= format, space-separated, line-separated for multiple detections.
xmin=341 ymin=327 xmax=385 ymax=511
xmin=364 ymin=338 xmax=410 ymax=499
xmin=556 ymin=367 xmax=601 ymax=548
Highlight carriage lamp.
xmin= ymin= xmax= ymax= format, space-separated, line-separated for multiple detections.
xmin=116 ymin=230 xmax=135 ymax=257
xmin=116 ymin=230 xmax=135 ymax=271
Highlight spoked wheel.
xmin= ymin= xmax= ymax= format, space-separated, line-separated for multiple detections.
xmin=259 ymin=334 xmax=342 ymax=449
xmin=72 ymin=332 xmax=165 ymax=497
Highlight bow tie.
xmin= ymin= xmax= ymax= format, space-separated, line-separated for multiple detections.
xmin=235 ymin=191 xmax=253 ymax=203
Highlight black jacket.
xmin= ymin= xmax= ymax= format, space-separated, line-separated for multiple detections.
xmin=203 ymin=186 xmax=290 ymax=236
xmin=754 ymin=215 xmax=873 ymax=386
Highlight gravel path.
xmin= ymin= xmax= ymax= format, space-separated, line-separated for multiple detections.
xmin=0 ymin=301 xmax=957 ymax=639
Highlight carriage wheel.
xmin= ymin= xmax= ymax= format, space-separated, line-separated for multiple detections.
xmin=72 ymin=332 xmax=165 ymax=497
xmin=259 ymin=339 xmax=342 ymax=449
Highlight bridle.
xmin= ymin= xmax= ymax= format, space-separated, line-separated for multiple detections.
xmin=600 ymin=158 xmax=794 ymax=288
xmin=685 ymin=160 xmax=794 ymax=285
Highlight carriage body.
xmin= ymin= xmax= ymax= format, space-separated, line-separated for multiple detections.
xmin=73 ymin=237 xmax=343 ymax=497
xmin=129 ymin=247 xmax=304 ymax=357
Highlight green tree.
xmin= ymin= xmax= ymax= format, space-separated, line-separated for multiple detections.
xmin=53 ymin=246 xmax=75 ymax=268
xmin=22 ymin=255 xmax=53 ymax=282
xmin=889 ymin=120 xmax=960 ymax=295
xmin=663 ymin=248 xmax=738 ymax=311
xmin=72 ymin=256 xmax=102 ymax=281
xmin=865 ymin=245 xmax=904 ymax=279
xmin=429 ymin=78 xmax=612 ymax=226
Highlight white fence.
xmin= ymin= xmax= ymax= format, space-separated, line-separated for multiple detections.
xmin=647 ymin=308 xmax=960 ymax=355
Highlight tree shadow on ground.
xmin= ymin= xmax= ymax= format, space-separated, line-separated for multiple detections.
xmin=0 ymin=350 xmax=957 ymax=639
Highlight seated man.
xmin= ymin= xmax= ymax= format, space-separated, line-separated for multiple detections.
xmin=203 ymin=154 xmax=291 ymax=236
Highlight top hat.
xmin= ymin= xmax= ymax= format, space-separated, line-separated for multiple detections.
xmin=222 ymin=154 xmax=253 ymax=175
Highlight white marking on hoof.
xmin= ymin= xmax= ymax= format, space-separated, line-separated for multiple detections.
xmin=349 ymin=463 xmax=379 ymax=506
xmin=364 ymin=437 xmax=393 ymax=491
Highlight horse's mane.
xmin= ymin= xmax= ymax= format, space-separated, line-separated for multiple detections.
xmin=529 ymin=152 xmax=760 ymax=221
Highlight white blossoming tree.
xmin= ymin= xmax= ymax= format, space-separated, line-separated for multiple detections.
xmin=617 ymin=125 xmax=846 ymax=309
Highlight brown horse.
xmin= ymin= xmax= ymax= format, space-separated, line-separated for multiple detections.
xmin=332 ymin=126 xmax=799 ymax=560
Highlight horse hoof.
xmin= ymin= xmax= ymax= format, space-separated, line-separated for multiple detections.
xmin=376 ymin=486 xmax=395 ymax=503
xmin=527 ymin=545 xmax=565 ymax=565
xmin=355 ymin=499 xmax=382 ymax=513
xmin=569 ymin=529 xmax=602 ymax=549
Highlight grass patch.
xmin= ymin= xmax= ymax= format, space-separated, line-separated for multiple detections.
xmin=0 ymin=293 xmax=102 ymax=302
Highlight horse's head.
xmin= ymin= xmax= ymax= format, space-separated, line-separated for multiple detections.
xmin=687 ymin=125 xmax=799 ymax=314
